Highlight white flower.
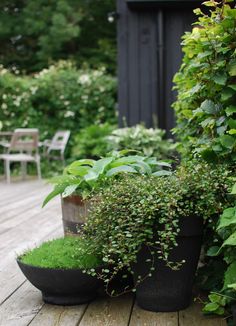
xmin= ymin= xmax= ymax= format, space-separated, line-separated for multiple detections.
xmin=81 ymin=95 xmax=88 ymax=102
xmin=78 ymin=74 xmax=90 ymax=84
xmin=64 ymin=111 xmax=75 ymax=118
xmin=99 ymin=87 xmax=105 ymax=92
xmin=30 ymin=86 xmax=38 ymax=95
xmin=2 ymin=94 xmax=7 ymax=99
xmin=64 ymin=101 xmax=70 ymax=106
xmin=1 ymin=103 xmax=7 ymax=110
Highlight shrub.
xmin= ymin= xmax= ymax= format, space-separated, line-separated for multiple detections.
xmin=84 ymin=162 xmax=233 ymax=295
xmin=106 ymin=124 xmax=176 ymax=160
xmin=0 ymin=61 xmax=117 ymax=155
xmin=19 ymin=237 xmax=102 ymax=269
xmin=72 ymin=123 xmax=116 ymax=159
xmin=173 ymin=1 xmax=236 ymax=163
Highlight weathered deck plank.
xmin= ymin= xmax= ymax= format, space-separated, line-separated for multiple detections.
xmin=79 ymin=294 xmax=134 ymax=326
xmin=129 ymin=302 xmax=178 ymax=326
xmin=29 ymin=304 xmax=88 ymax=326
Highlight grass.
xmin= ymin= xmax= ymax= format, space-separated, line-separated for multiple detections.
xmin=19 ymin=237 xmax=102 ymax=269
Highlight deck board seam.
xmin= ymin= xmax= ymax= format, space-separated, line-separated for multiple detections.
xmin=127 ymin=295 xmax=136 ymax=326
xmin=76 ymin=303 xmax=90 ymax=325
xmin=0 ymin=279 xmax=26 ymax=306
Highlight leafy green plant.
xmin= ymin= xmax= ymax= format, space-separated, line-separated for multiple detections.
xmin=43 ymin=150 xmax=172 ymax=207
xmin=107 ymin=124 xmax=176 ymax=160
xmin=173 ymin=0 xmax=236 ymax=163
xmin=19 ymin=237 xmax=102 ymax=269
xmin=83 ymin=162 xmax=233 ymax=295
xmin=72 ymin=123 xmax=116 ymax=159
xmin=0 ymin=61 xmax=117 ymax=157
xmin=203 ymin=182 xmax=236 ymax=317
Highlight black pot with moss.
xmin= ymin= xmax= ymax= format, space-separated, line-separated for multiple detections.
xmin=17 ymin=237 xmax=102 ymax=305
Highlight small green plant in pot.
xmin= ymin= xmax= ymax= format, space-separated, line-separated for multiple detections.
xmin=43 ymin=150 xmax=171 ymax=235
xmin=83 ymin=162 xmax=233 ymax=311
xmin=17 ymin=237 xmax=102 ymax=305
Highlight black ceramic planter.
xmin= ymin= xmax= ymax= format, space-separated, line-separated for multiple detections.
xmin=232 ymin=304 xmax=236 ymax=325
xmin=17 ymin=259 xmax=101 ymax=305
xmin=133 ymin=216 xmax=203 ymax=312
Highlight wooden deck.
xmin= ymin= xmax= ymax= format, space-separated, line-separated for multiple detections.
xmin=0 ymin=180 xmax=227 ymax=326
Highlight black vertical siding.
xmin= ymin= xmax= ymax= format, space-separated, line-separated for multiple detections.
xmin=116 ymin=0 xmax=201 ymax=133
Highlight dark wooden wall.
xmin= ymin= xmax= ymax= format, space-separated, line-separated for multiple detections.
xmin=116 ymin=0 xmax=201 ymax=134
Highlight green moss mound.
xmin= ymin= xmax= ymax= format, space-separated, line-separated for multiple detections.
xmin=19 ymin=237 xmax=102 ymax=269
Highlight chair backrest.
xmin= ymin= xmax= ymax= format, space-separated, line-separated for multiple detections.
xmin=9 ymin=129 xmax=39 ymax=153
xmin=47 ymin=130 xmax=70 ymax=154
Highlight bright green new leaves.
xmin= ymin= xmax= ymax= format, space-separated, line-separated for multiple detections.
xmin=223 ymin=262 xmax=236 ymax=290
xmin=217 ymin=207 xmax=236 ymax=230
xmin=173 ymin=2 xmax=236 ymax=162
xmin=43 ymin=151 xmax=172 ymax=206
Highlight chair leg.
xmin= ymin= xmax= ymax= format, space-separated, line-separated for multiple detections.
xmin=21 ymin=161 xmax=27 ymax=180
xmin=36 ymin=159 xmax=41 ymax=180
xmin=5 ymin=160 xmax=11 ymax=184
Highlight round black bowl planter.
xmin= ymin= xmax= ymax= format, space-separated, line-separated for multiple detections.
xmin=17 ymin=259 xmax=101 ymax=305
xmin=133 ymin=216 xmax=203 ymax=312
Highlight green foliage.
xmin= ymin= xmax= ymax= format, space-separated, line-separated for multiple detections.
xmin=204 ymin=181 xmax=236 ymax=316
xmin=173 ymin=1 xmax=236 ymax=163
xmin=0 ymin=62 xmax=117 ymax=156
xmin=19 ymin=237 xmax=102 ymax=269
xmin=43 ymin=150 xmax=172 ymax=206
xmin=107 ymin=124 xmax=176 ymax=160
xmin=72 ymin=123 xmax=116 ymax=159
xmin=84 ymin=162 xmax=232 ymax=295
xmin=0 ymin=0 xmax=116 ymax=73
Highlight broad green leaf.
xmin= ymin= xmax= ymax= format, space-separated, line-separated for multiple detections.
xmin=231 ymin=183 xmax=236 ymax=194
xmin=109 ymin=156 xmax=144 ymax=168
xmin=219 ymin=134 xmax=235 ymax=149
xmin=106 ymin=165 xmax=137 ymax=177
xmin=227 ymin=283 xmax=236 ymax=290
xmin=222 ymin=231 xmax=236 ymax=247
xmin=92 ymin=157 xmax=113 ymax=175
xmin=203 ymin=1 xmax=218 ymax=6
xmin=200 ymin=100 xmax=217 ymax=114
xmin=152 ymin=170 xmax=172 ymax=177
xmin=229 ymin=61 xmax=236 ymax=76
xmin=217 ymin=207 xmax=236 ymax=230
xmin=213 ymin=73 xmax=227 ymax=86
xmin=207 ymin=246 xmax=220 ymax=256
xmin=229 ymin=84 xmax=236 ymax=91
xmin=226 ymin=106 xmax=236 ymax=117
xmin=42 ymin=184 xmax=67 ymax=207
xmin=62 ymin=184 xmax=79 ymax=198
xmin=228 ymin=118 xmax=236 ymax=129
xmin=223 ymin=262 xmax=236 ymax=290
xmin=228 ymin=129 xmax=236 ymax=135
xmin=66 ymin=165 xmax=89 ymax=177
xmin=131 ymin=161 xmax=152 ymax=175
xmin=221 ymin=88 xmax=234 ymax=101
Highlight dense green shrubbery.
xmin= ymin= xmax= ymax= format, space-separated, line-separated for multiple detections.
xmin=173 ymin=1 xmax=236 ymax=163
xmin=72 ymin=124 xmax=176 ymax=160
xmin=106 ymin=124 xmax=176 ymax=160
xmin=72 ymin=123 xmax=116 ymax=159
xmin=0 ymin=61 xmax=117 ymax=153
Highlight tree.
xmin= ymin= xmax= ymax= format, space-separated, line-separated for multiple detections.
xmin=0 ymin=0 xmax=116 ymax=73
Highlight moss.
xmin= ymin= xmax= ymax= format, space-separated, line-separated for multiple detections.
xmin=19 ymin=237 xmax=102 ymax=269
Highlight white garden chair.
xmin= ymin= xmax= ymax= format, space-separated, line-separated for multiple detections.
xmin=0 ymin=129 xmax=41 ymax=183
xmin=42 ymin=130 xmax=70 ymax=164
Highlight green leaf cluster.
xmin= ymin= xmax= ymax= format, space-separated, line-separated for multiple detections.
xmin=106 ymin=124 xmax=177 ymax=160
xmin=83 ymin=161 xmax=232 ymax=295
xmin=173 ymin=1 xmax=236 ymax=163
xmin=204 ymin=181 xmax=236 ymax=316
xmin=0 ymin=61 xmax=117 ymax=157
xmin=43 ymin=151 xmax=172 ymax=206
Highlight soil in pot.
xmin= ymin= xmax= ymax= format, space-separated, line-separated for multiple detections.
xmin=61 ymin=195 xmax=91 ymax=236
xmin=17 ymin=237 xmax=102 ymax=305
xmin=133 ymin=216 xmax=203 ymax=312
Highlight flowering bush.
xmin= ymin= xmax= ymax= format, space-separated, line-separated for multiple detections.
xmin=0 ymin=61 xmax=117 ymax=149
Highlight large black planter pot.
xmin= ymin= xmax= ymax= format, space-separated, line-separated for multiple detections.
xmin=17 ymin=259 xmax=101 ymax=305
xmin=232 ymin=304 xmax=236 ymax=325
xmin=133 ymin=216 xmax=203 ymax=312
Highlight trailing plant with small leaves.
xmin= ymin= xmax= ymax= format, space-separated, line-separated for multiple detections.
xmin=83 ymin=162 xmax=233 ymax=295
xmin=203 ymin=182 xmax=236 ymax=319
xmin=43 ymin=150 xmax=171 ymax=206
xmin=173 ymin=0 xmax=236 ymax=163
xmin=106 ymin=124 xmax=176 ymax=160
